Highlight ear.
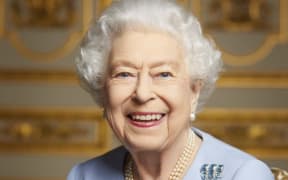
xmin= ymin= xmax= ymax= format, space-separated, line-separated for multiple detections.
xmin=190 ymin=79 xmax=203 ymax=113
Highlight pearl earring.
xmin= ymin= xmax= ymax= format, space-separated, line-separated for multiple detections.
xmin=190 ymin=113 xmax=196 ymax=122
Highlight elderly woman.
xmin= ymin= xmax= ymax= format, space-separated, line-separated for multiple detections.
xmin=68 ymin=0 xmax=273 ymax=179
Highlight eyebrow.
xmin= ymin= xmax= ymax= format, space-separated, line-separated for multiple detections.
xmin=110 ymin=59 xmax=179 ymax=69
xmin=110 ymin=59 xmax=139 ymax=69
xmin=150 ymin=60 xmax=179 ymax=69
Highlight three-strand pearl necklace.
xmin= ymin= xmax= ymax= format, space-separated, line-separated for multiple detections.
xmin=124 ymin=131 xmax=196 ymax=180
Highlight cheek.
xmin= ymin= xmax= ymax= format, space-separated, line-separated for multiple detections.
xmin=104 ymin=83 xmax=136 ymax=138
xmin=106 ymin=82 xmax=135 ymax=108
xmin=156 ymin=81 xmax=193 ymax=107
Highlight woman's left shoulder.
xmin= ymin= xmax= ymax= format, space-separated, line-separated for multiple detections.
xmin=232 ymin=159 xmax=274 ymax=180
xmin=192 ymin=129 xmax=274 ymax=179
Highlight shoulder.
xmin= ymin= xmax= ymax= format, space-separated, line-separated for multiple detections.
xmin=195 ymin=128 xmax=255 ymax=163
xmin=67 ymin=146 xmax=127 ymax=180
xmin=232 ymin=159 xmax=274 ymax=180
xmin=192 ymin=129 xmax=273 ymax=179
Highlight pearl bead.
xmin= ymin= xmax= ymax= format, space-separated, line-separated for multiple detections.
xmin=124 ymin=130 xmax=196 ymax=180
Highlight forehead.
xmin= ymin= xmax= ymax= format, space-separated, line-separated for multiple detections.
xmin=109 ymin=30 xmax=185 ymax=67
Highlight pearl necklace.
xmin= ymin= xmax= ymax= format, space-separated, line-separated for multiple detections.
xmin=124 ymin=131 xmax=196 ymax=180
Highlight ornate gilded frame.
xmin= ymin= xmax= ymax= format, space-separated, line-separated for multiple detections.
xmin=0 ymin=0 xmax=93 ymax=61
xmin=0 ymin=107 xmax=110 ymax=155
xmin=192 ymin=0 xmax=288 ymax=66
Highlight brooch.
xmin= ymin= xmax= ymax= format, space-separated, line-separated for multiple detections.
xmin=200 ymin=164 xmax=224 ymax=180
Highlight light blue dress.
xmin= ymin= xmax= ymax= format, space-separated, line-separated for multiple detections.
xmin=67 ymin=129 xmax=274 ymax=180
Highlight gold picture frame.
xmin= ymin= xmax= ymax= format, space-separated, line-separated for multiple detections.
xmin=193 ymin=0 xmax=288 ymax=66
xmin=0 ymin=107 xmax=110 ymax=155
xmin=0 ymin=0 xmax=93 ymax=61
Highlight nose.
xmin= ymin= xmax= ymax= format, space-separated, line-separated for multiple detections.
xmin=132 ymin=73 xmax=155 ymax=104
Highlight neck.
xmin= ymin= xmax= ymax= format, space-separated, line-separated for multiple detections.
xmin=128 ymin=128 xmax=200 ymax=180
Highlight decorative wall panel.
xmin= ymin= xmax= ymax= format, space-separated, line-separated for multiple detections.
xmin=0 ymin=0 xmax=93 ymax=61
xmin=0 ymin=107 xmax=110 ymax=154
xmin=193 ymin=0 xmax=288 ymax=66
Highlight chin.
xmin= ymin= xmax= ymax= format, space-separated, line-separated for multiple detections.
xmin=124 ymin=135 xmax=168 ymax=153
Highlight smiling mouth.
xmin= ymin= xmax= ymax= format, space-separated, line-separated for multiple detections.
xmin=127 ymin=113 xmax=165 ymax=122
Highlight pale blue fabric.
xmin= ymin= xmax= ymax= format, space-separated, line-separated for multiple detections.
xmin=67 ymin=129 xmax=274 ymax=180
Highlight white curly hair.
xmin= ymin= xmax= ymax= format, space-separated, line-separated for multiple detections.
xmin=75 ymin=0 xmax=223 ymax=112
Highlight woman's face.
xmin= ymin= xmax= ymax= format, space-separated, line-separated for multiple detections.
xmin=105 ymin=30 xmax=199 ymax=152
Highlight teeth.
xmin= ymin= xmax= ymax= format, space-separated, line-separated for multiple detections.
xmin=131 ymin=114 xmax=163 ymax=121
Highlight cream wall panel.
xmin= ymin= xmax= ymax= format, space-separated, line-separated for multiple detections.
xmin=207 ymin=88 xmax=288 ymax=108
xmin=0 ymin=84 xmax=94 ymax=106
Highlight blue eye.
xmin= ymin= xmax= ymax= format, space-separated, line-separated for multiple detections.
xmin=115 ymin=72 xmax=132 ymax=78
xmin=158 ymin=72 xmax=173 ymax=78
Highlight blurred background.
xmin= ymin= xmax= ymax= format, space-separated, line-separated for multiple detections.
xmin=0 ymin=0 xmax=287 ymax=179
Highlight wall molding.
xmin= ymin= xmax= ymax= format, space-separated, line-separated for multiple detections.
xmin=1 ymin=69 xmax=287 ymax=88
xmin=193 ymin=0 xmax=288 ymax=66
xmin=0 ymin=107 xmax=287 ymax=159
xmin=0 ymin=107 xmax=111 ymax=155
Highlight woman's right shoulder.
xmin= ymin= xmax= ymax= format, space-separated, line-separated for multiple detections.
xmin=67 ymin=146 xmax=127 ymax=180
